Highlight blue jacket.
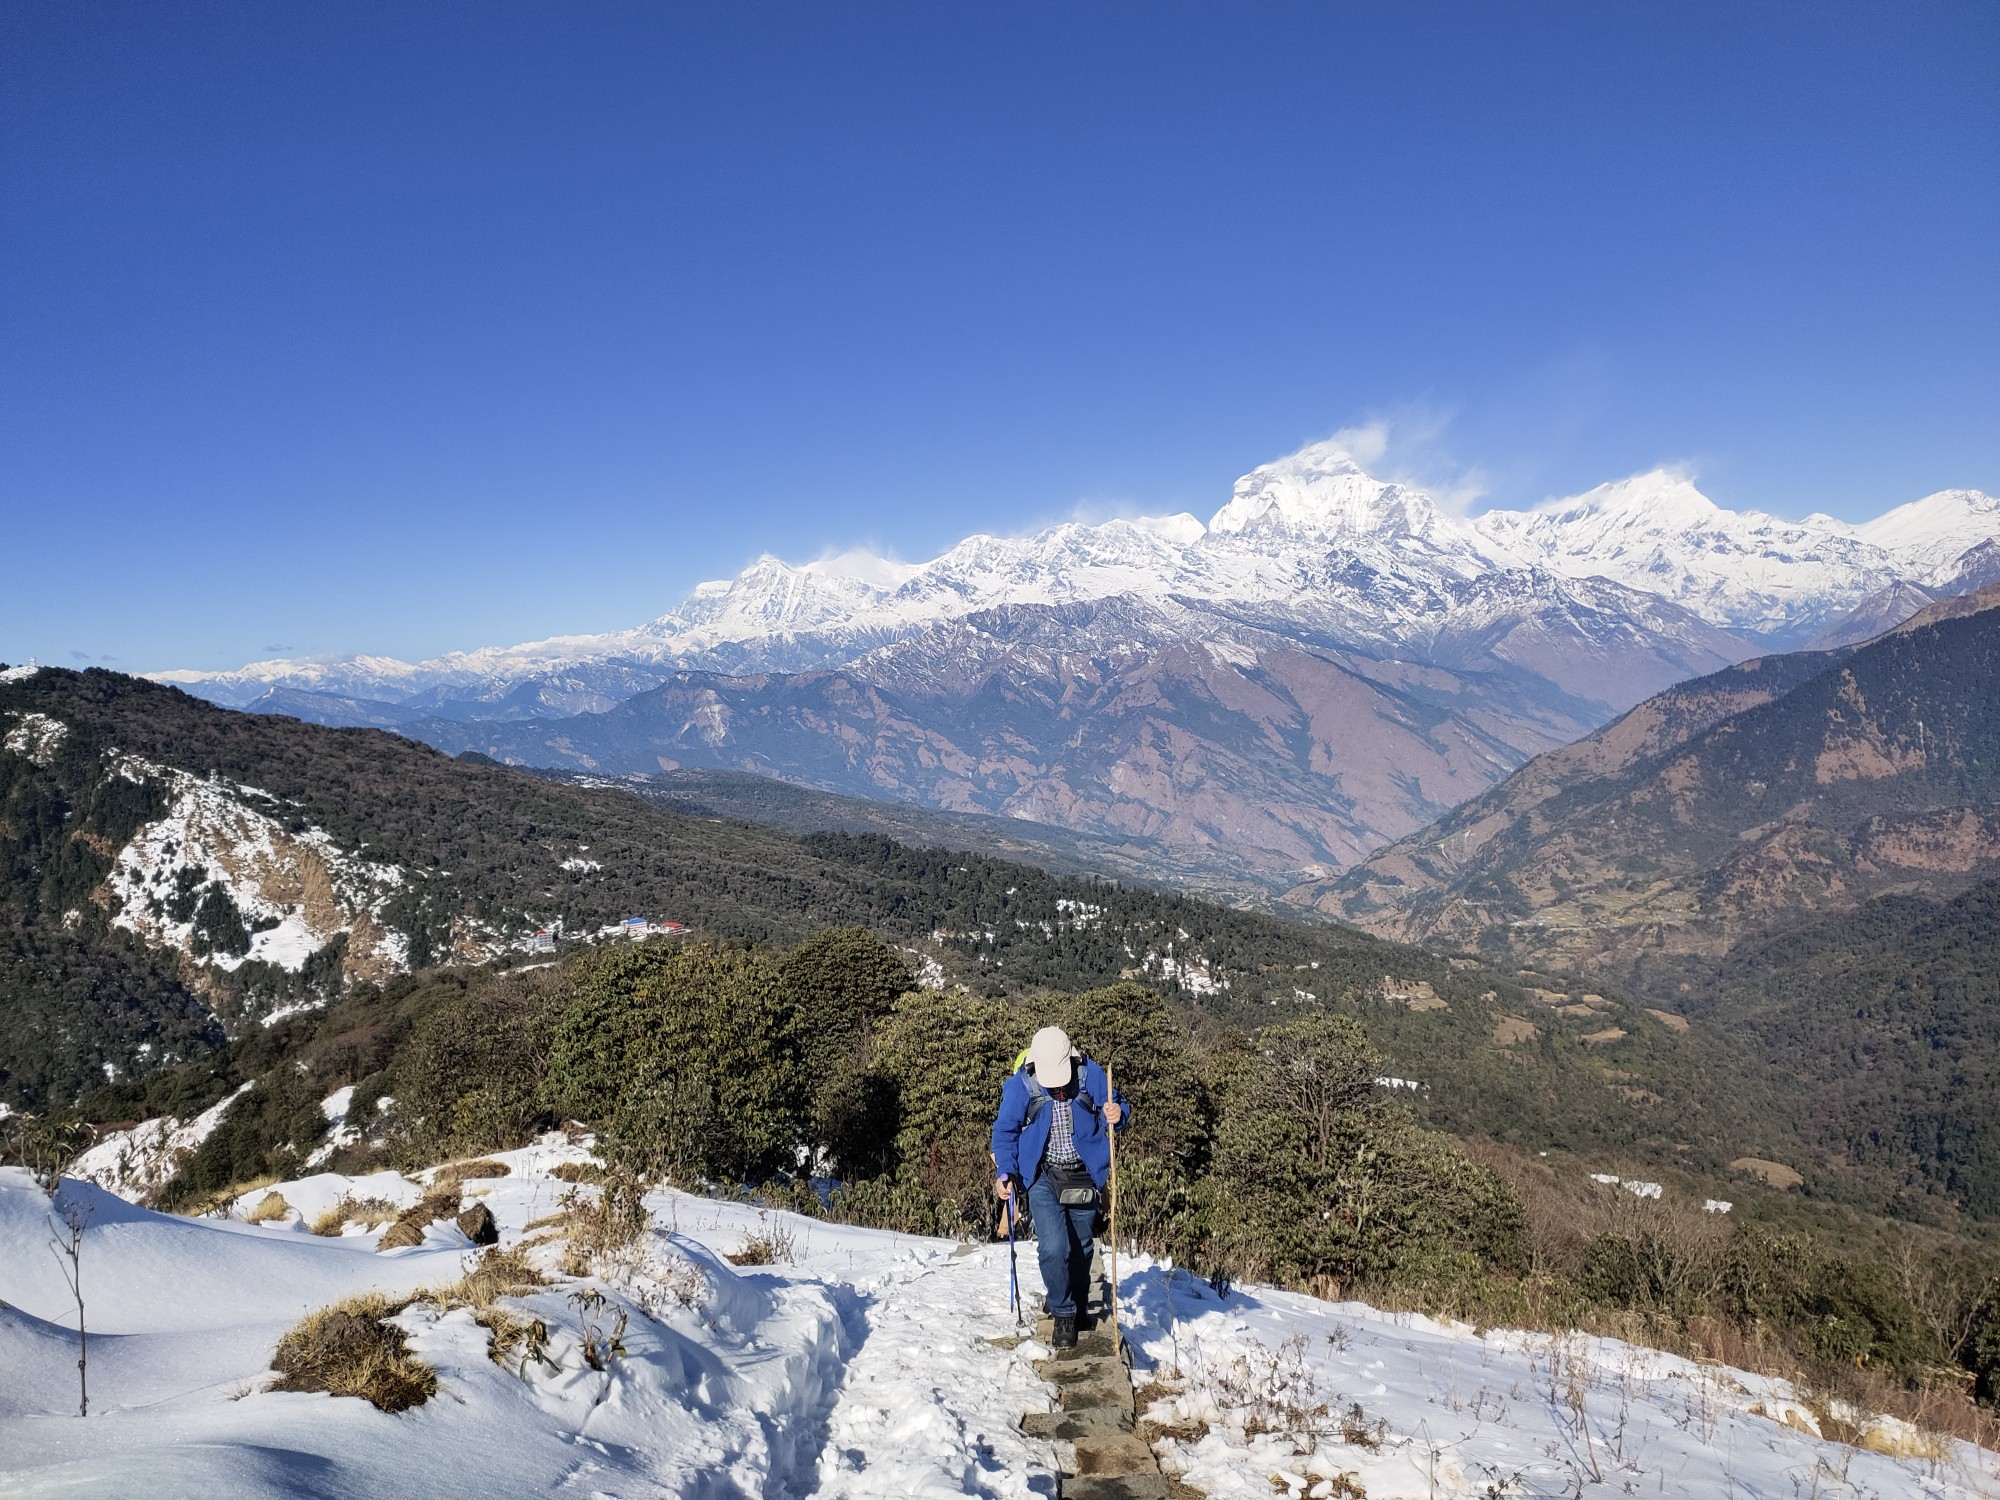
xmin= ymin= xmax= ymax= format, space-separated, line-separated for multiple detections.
xmin=990 ymin=1059 xmax=1129 ymax=1191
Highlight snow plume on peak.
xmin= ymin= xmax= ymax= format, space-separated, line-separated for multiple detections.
xmin=1207 ymin=438 xmax=1456 ymax=543
xmin=1125 ymin=511 xmax=1207 ymax=544
xmin=799 ymin=547 xmax=923 ymax=590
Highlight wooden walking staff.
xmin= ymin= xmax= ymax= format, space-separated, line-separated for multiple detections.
xmin=1107 ymin=1064 xmax=1120 ymax=1358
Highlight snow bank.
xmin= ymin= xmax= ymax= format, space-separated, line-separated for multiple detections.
xmin=1114 ymin=1259 xmax=1996 ymax=1499
xmin=5 ymin=1143 xmax=1990 ymax=1499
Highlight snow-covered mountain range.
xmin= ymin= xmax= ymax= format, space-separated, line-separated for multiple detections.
xmin=154 ymin=443 xmax=2000 ymax=884
xmin=162 ymin=443 xmax=1999 ymax=709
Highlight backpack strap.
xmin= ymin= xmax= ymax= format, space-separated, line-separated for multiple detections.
xmin=1020 ymin=1069 xmax=1049 ymax=1129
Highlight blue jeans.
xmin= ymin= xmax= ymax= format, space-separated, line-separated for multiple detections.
xmin=1027 ymin=1170 xmax=1097 ymax=1318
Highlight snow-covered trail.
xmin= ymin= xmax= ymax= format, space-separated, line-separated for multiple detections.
xmin=0 ymin=1149 xmax=1062 ymax=1500
xmin=804 ymin=1242 xmax=1056 ymax=1497
xmin=4 ymin=1144 xmax=1996 ymax=1500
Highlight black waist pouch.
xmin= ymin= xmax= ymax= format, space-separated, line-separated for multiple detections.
xmin=1046 ymin=1160 xmax=1098 ymax=1207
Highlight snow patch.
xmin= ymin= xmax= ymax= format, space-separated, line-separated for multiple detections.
xmin=1145 ymin=946 xmax=1228 ymax=996
xmin=104 ymin=757 xmax=408 ymax=981
xmin=68 ymin=1082 xmax=255 ymax=1203
xmin=1120 ymin=1259 xmax=1996 ymax=1499
xmin=303 ymin=1086 xmax=361 ymax=1169
xmin=2 ymin=712 xmax=68 ymax=765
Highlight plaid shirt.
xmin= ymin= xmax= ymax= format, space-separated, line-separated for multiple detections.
xmin=1045 ymin=1091 xmax=1083 ymax=1167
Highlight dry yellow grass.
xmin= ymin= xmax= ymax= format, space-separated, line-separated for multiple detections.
xmin=269 ymin=1292 xmax=435 ymax=1412
xmin=176 ymin=1174 xmax=281 ymax=1218
xmin=1730 ymin=1156 xmax=1804 ymax=1189
xmin=244 ymin=1191 xmax=292 ymax=1224
xmin=418 ymin=1246 xmax=546 ymax=1315
xmin=557 ymin=1176 xmax=649 ymax=1276
xmin=268 ymin=1247 xmax=548 ymax=1409
xmin=377 ymin=1186 xmax=463 ymax=1250
xmin=419 ymin=1247 xmax=555 ymax=1375
xmin=431 ymin=1159 xmax=511 ymax=1189
xmin=308 ymin=1196 xmax=401 ymax=1237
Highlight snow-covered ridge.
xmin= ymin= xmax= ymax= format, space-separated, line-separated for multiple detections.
xmin=105 ymin=756 xmax=412 ymax=983
xmin=154 ymin=441 xmax=1999 ymax=707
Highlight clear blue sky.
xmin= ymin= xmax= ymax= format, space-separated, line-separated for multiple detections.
xmin=4 ymin=2 xmax=1995 ymax=673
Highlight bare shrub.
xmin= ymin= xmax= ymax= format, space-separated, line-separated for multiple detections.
xmin=270 ymin=1292 xmax=435 ymax=1412
xmin=727 ymin=1216 xmax=797 ymax=1266
xmin=569 ymin=1287 xmax=629 ymax=1370
xmin=558 ymin=1172 xmax=649 ymax=1277
xmin=1887 ymin=1237 xmax=1996 ymax=1365
xmin=1208 ymin=1333 xmax=1342 ymax=1450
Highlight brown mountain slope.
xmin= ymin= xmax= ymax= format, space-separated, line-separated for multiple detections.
xmin=1304 ymin=587 xmax=2000 ymax=971
xmin=402 ymin=594 xmax=1742 ymax=888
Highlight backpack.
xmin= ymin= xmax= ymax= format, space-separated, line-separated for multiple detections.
xmin=1016 ymin=1056 xmax=1098 ymax=1121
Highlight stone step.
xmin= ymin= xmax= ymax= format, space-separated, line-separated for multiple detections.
xmin=1071 ymin=1432 xmax=1158 ymax=1476
xmin=1020 ymin=1408 xmax=1130 ymax=1441
xmin=1061 ymin=1475 xmax=1171 ymax=1500
xmin=1051 ymin=1369 xmax=1133 ymax=1415
xmin=1019 ymin=1264 xmax=1163 ymax=1498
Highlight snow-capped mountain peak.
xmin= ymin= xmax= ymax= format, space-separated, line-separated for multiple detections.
xmin=1854 ymin=488 xmax=2000 ymax=579
xmin=798 ymin=548 xmax=925 ymax=590
xmin=1207 ymin=439 xmax=1453 ymax=543
xmin=1468 ymin=468 xmax=1918 ymax=637
xmin=1532 ymin=468 xmax=1721 ymax=527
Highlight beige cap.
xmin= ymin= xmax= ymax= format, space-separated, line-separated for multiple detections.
xmin=1027 ymin=1025 xmax=1077 ymax=1090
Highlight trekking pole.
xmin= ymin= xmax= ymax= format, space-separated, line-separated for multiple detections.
xmin=1107 ymin=1065 xmax=1120 ymax=1359
xmin=1006 ymin=1179 xmax=1023 ymax=1327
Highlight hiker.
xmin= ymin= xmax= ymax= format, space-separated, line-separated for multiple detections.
xmin=990 ymin=1025 xmax=1128 ymax=1349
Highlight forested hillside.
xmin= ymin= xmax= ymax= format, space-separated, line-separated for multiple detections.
xmin=558 ymin=765 xmax=1285 ymax=903
xmin=1641 ymin=875 xmax=2000 ymax=1220
xmin=0 ymin=668 xmax=1750 ymax=1182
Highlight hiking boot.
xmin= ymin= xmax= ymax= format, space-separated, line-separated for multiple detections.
xmin=1051 ymin=1315 xmax=1078 ymax=1349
